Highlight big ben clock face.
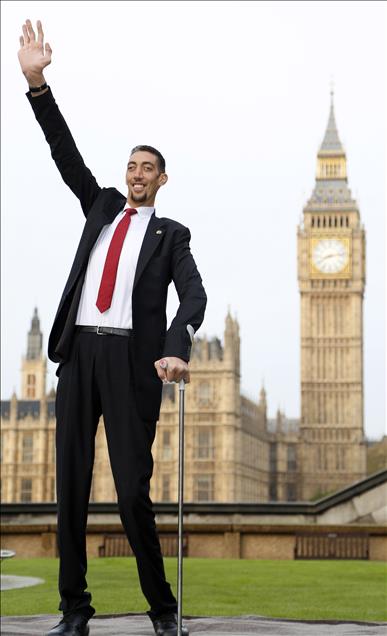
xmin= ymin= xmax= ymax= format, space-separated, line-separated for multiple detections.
xmin=310 ymin=237 xmax=351 ymax=277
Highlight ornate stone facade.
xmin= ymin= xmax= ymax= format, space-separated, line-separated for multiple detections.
xmin=153 ymin=313 xmax=269 ymax=503
xmin=0 ymin=310 xmax=272 ymax=504
xmin=1 ymin=309 xmax=56 ymax=503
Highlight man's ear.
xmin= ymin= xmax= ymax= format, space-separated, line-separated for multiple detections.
xmin=159 ymin=173 xmax=168 ymax=186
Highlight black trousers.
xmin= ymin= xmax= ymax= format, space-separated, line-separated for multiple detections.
xmin=54 ymin=328 xmax=177 ymax=621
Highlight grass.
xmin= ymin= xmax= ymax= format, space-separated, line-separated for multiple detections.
xmin=1 ymin=557 xmax=386 ymax=622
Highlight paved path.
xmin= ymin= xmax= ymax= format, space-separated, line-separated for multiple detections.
xmin=1 ymin=575 xmax=44 ymax=591
xmin=1 ymin=614 xmax=386 ymax=635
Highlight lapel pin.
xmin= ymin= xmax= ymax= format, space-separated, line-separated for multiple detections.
xmin=156 ymin=229 xmax=163 ymax=235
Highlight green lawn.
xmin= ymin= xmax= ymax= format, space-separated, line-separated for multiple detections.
xmin=1 ymin=557 xmax=386 ymax=622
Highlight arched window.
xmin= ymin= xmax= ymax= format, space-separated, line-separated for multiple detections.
xmin=287 ymin=445 xmax=297 ymax=471
xmin=194 ymin=474 xmax=214 ymax=501
xmin=50 ymin=477 xmax=56 ymax=502
xmin=162 ymin=475 xmax=170 ymax=501
xmin=197 ymin=382 xmax=212 ymax=406
xmin=27 ymin=374 xmax=36 ymax=399
xmin=195 ymin=427 xmax=214 ymax=459
xmin=162 ymin=429 xmax=172 ymax=459
xmin=22 ymin=433 xmax=33 ymax=463
xmin=20 ymin=478 xmax=32 ymax=502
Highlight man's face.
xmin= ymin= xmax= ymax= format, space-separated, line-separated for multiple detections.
xmin=125 ymin=151 xmax=168 ymax=206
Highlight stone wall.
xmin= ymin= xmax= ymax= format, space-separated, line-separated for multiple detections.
xmin=2 ymin=522 xmax=385 ymax=561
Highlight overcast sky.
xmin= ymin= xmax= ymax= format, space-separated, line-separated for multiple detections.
xmin=1 ymin=1 xmax=386 ymax=439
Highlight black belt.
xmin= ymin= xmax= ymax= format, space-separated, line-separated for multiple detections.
xmin=75 ymin=325 xmax=132 ymax=337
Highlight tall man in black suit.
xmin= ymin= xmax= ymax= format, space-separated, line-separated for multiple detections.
xmin=18 ymin=19 xmax=206 ymax=636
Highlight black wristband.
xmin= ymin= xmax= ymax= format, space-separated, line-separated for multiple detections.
xmin=29 ymin=82 xmax=48 ymax=93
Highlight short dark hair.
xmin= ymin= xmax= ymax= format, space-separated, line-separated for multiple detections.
xmin=130 ymin=145 xmax=166 ymax=173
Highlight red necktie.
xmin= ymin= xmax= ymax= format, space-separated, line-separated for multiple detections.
xmin=96 ymin=208 xmax=138 ymax=313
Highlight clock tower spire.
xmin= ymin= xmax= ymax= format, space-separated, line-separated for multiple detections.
xmin=297 ymin=92 xmax=366 ymax=500
xmin=316 ymin=89 xmax=347 ymax=180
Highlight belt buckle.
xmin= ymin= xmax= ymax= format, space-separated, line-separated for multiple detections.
xmin=96 ymin=325 xmax=106 ymax=336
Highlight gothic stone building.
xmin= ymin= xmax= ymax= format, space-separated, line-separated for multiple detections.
xmin=1 ymin=310 xmax=273 ymax=504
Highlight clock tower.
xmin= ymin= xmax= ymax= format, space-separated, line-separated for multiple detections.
xmin=298 ymin=92 xmax=367 ymax=500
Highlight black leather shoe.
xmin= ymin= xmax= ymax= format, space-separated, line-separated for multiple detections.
xmin=46 ymin=613 xmax=90 ymax=635
xmin=151 ymin=612 xmax=189 ymax=636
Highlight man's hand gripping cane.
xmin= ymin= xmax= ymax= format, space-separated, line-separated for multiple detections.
xmin=154 ymin=357 xmax=190 ymax=384
xmin=154 ymin=325 xmax=194 ymax=384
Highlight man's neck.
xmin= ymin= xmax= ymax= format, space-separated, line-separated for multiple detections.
xmin=126 ymin=198 xmax=155 ymax=208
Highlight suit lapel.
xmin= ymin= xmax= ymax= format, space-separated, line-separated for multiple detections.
xmin=133 ymin=213 xmax=165 ymax=290
xmin=66 ymin=191 xmax=126 ymax=293
xmin=89 ymin=191 xmax=127 ymax=232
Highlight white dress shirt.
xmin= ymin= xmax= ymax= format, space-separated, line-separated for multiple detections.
xmin=75 ymin=205 xmax=155 ymax=329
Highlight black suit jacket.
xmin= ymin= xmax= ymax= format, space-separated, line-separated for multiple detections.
xmin=26 ymin=87 xmax=207 ymax=421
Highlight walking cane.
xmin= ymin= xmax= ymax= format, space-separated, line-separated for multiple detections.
xmin=176 ymin=377 xmax=185 ymax=636
xmin=160 ymin=327 xmax=192 ymax=636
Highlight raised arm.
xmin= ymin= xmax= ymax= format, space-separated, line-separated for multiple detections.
xmin=18 ymin=19 xmax=101 ymax=217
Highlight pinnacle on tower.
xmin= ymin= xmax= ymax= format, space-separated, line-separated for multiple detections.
xmin=319 ymin=90 xmax=344 ymax=156
xmin=225 ymin=307 xmax=235 ymax=340
xmin=26 ymin=307 xmax=43 ymax=360
xmin=309 ymin=88 xmax=355 ymax=197
xmin=258 ymin=382 xmax=267 ymax=417
xmin=225 ymin=307 xmax=240 ymax=333
xmin=224 ymin=309 xmax=241 ymax=374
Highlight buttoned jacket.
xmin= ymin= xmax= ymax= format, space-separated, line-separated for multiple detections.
xmin=26 ymin=88 xmax=207 ymax=421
